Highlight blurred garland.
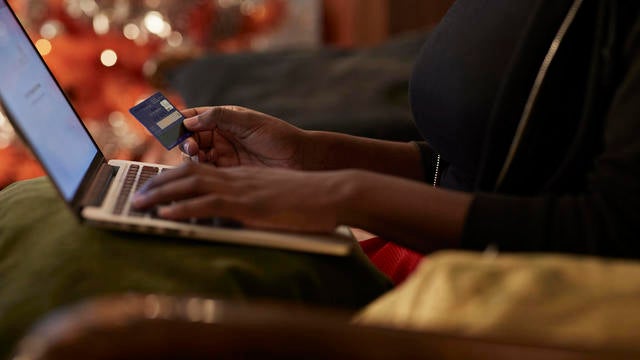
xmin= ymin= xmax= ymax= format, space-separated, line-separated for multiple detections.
xmin=0 ymin=0 xmax=287 ymax=188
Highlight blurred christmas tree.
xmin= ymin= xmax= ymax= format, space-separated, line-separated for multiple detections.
xmin=0 ymin=0 xmax=321 ymax=189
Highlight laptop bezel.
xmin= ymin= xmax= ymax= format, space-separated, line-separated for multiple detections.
xmin=0 ymin=0 xmax=108 ymax=218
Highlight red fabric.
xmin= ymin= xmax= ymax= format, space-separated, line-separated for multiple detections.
xmin=360 ymin=237 xmax=425 ymax=285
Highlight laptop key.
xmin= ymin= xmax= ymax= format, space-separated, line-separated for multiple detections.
xmin=124 ymin=166 xmax=160 ymax=217
xmin=113 ymin=165 xmax=140 ymax=215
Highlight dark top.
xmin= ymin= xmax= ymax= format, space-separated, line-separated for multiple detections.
xmin=411 ymin=0 xmax=542 ymax=191
xmin=411 ymin=0 xmax=640 ymax=257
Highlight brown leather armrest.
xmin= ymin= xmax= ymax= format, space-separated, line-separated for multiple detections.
xmin=14 ymin=295 xmax=639 ymax=360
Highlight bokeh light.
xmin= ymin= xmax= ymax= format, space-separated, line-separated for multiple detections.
xmin=100 ymin=49 xmax=118 ymax=67
xmin=40 ymin=20 xmax=63 ymax=39
xmin=123 ymin=23 xmax=140 ymax=40
xmin=35 ymin=38 xmax=52 ymax=56
xmin=143 ymin=11 xmax=165 ymax=35
xmin=93 ymin=13 xmax=110 ymax=35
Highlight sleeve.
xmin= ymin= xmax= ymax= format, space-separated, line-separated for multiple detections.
xmin=460 ymin=28 xmax=640 ymax=257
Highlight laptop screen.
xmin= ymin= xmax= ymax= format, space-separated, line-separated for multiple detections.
xmin=0 ymin=1 xmax=99 ymax=201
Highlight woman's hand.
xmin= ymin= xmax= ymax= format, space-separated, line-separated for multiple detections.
xmin=179 ymin=106 xmax=427 ymax=181
xmin=180 ymin=106 xmax=307 ymax=169
xmin=132 ymin=161 xmax=471 ymax=253
xmin=132 ymin=162 xmax=355 ymax=233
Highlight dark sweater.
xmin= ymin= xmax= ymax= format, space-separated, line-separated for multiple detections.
xmin=411 ymin=0 xmax=542 ymax=191
xmin=414 ymin=0 xmax=640 ymax=257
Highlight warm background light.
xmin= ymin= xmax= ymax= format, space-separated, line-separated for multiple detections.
xmin=123 ymin=23 xmax=140 ymax=40
xmin=100 ymin=49 xmax=118 ymax=67
xmin=35 ymin=38 xmax=52 ymax=56
xmin=143 ymin=11 xmax=165 ymax=35
xmin=40 ymin=20 xmax=62 ymax=39
xmin=92 ymin=13 xmax=110 ymax=35
xmin=1 ymin=0 xmax=321 ymax=190
xmin=167 ymin=32 xmax=183 ymax=47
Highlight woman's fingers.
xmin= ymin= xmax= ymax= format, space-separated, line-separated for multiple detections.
xmin=179 ymin=138 xmax=199 ymax=156
xmin=183 ymin=106 xmax=267 ymax=137
xmin=138 ymin=163 xmax=195 ymax=191
xmin=132 ymin=177 xmax=205 ymax=208
xmin=180 ymin=109 xmax=235 ymax=165
xmin=183 ymin=108 xmax=221 ymax=132
xmin=179 ymin=130 xmax=216 ymax=153
xmin=133 ymin=163 xmax=219 ymax=205
xmin=181 ymin=105 xmax=303 ymax=169
xmin=132 ymin=165 xmax=243 ymax=220
xmin=157 ymin=194 xmax=239 ymax=220
xmin=131 ymin=163 xmax=345 ymax=233
xmin=180 ymin=107 xmax=213 ymax=119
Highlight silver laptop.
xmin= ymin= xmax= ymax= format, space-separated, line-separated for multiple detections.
xmin=0 ymin=0 xmax=352 ymax=256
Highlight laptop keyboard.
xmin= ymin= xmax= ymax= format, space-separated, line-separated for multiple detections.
xmin=113 ymin=164 xmax=164 ymax=217
xmin=111 ymin=164 xmax=242 ymax=228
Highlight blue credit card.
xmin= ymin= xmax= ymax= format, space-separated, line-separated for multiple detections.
xmin=129 ymin=92 xmax=192 ymax=150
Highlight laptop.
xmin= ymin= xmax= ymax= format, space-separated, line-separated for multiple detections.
xmin=0 ymin=0 xmax=353 ymax=256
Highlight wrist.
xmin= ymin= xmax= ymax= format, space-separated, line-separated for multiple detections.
xmin=281 ymin=128 xmax=314 ymax=171
xmin=329 ymin=170 xmax=471 ymax=253
xmin=332 ymin=170 xmax=369 ymax=228
xmin=298 ymin=130 xmax=337 ymax=171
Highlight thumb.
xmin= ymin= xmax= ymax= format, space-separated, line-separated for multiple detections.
xmin=184 ymin=106 xmax=259 ymax=136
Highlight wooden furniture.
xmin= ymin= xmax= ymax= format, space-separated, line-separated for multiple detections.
xmin=13 ymin=295 xmax=639 ymax=360
xmin=323 ymin=0 xmax=455 ymax=47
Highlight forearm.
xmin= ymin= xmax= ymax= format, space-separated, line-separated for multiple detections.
xmin=302 ymin=131 xmax=426 ymax=181
xmin=336 ymin=170 xmax=472 ymax=253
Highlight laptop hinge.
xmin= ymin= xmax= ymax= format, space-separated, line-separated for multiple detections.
xmin=79 ymin=162 xmax=118 ymax=208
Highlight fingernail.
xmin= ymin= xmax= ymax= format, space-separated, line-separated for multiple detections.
xmin=131 ymin=193 xmax=145 ymax=206
xmin=183 ymin=142 xmax=190 ymax=153
xmin=184 ymin=117 xmax=197 ymax=127
xmin=158 ymin=206 xmax=172 ymax=217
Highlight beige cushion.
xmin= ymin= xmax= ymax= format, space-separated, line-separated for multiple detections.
xmin=355 ymin=251 xmax=640 ymax=351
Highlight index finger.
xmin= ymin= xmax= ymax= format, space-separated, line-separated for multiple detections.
xmin=180 ymin=107 xmax=213 ymax=119
xmin=137 ymin=163 xmax=198 ymax=195
xmin=183 ymin=106 xmax=262 ymax=135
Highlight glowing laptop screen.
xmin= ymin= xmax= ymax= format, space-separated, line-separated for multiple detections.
xmin=0 ymin=1 xmax=99 ymax=201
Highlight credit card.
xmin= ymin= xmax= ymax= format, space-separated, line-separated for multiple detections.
xmin=129 ymin=92 xmax=192 ymax=150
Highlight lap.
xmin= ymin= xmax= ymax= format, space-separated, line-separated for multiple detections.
xmin=0 ymin=177 xmax=391 ymax=357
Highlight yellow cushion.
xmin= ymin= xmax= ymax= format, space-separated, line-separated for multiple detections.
xmin=355 ymin=251 xmax=640 ymax=351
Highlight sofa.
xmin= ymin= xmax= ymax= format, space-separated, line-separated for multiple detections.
xmin=12 ymin=251 xmax=640 ymax=359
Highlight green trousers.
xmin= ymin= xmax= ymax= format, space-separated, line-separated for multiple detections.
xmin=0 ymin=177 xmax=391 ymax=358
